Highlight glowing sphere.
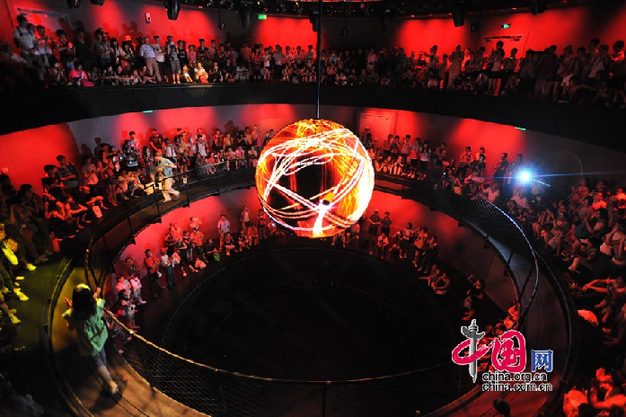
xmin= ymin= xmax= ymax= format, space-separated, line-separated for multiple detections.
xmin=255 ymin=119 xmax=375 ymax=238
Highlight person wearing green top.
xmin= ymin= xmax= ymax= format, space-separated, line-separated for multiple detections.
xmin=62 ymin=284 xmax=119 ymax=396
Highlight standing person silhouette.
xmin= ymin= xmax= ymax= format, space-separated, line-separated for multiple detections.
xmin=63 ymin=284 xmax=119 ymax=396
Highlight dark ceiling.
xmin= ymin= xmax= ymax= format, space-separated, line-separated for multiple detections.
xmin=175 ymin=0 xmax=592 ymax=17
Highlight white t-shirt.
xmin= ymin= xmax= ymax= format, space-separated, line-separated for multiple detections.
xmin=218 ymin=219 xmax=231 ymax=234
xmin=152 ymin=43 xmax=165 ymax=63
xmin=13 ymin=26 xmax=36 ymax=51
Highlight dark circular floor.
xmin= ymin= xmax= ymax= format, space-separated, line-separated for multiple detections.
xmin=160 ymin=244 xmax=457 ymax=381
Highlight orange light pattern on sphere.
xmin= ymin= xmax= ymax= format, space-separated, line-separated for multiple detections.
xmin=255 ymin=119 xmax=375 ymax=238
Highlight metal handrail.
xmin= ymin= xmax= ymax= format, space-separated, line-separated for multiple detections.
xmin=104 ymin=309 xmax=454 ymax=385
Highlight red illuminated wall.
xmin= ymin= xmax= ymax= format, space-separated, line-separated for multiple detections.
xmin=2 ymin=0 xmax=625 ymax=54
xmin=394 ymin=3 xmax=626 ymax=55
xmin=1 ymin=0 xmax=320 ymax=49
xmin=252 ymin=16 xmax=318 ymax=48
xmin=117 ymin=188 xmax=515 ymax=310
xmin=0 ymin=124 xmax=79 ymax=193
xmin=2 ymin=0 xmax=221 ymax=45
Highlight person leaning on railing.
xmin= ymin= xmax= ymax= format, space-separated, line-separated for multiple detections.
xmin=62 ymin=284 xmax=120 ymax=397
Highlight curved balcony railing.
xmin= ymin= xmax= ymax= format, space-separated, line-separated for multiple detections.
xmin=67 ymin=165 xmax=575 ymax=417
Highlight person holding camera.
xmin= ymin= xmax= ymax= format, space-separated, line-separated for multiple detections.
xmin=121 ymin=131 xmax=140 ymax=171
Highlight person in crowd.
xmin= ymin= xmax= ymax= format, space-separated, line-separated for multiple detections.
xmin=222 ymin=232 xmax=237 ymax=256
xmin=419 ymin=235 xmax=439 ymax=272
xmin=178 ymin=230 xmax=197 ymax=275
xmin=217 ymin=214 xmax=231 ymax=248
xmin=13 ymin=15 xmax=35 ymax=62
xmin=167 ymin=43 xmax=181 ymax=84
xmin=462 ymin=276 xmax=485 ymax=320
xmin=159 ymin=247 xmax=175 ymax=288
xmin=62 ymin=284 xmax=119 ymax=396
xmin=152 ymin=35 xmax=166 ymax=78
xmin=430 ymin=271 xmax=451 ymax=296
xmin=68 ymin=62 xmax=94 ymax=86
xmin=203 ymin=237 xmax=219 ymax=263
xmin=127 ymin=270 xmax=145 ymax=305
xmin=374 ymin=232 xmax=389 ymax=259
xmin=189 ymin=222 xmax=205 ymax=267
xmin=139 ymin=36 xmax=161 ymax=83
xmin=194 ymin=62 xmax=208 ymax=83
xmin=367 ymin=210 xmax=381 ymax=240
xmin=0 ymin=289 xmax=21 ymax=326
xmin=143 ymin=248 xmax=162 ymax=299
xmin=400 ymin=222 xmax=414 ymax=260
xmin=380 ymin=211 xmax=392 ymax=237
xmin=585 ymin=367 xmax=626 ymax=412
xmin=114 ymin=274 xmax=138 ymax=330
xmin=240 ymin=206 xmax=251 ymax=234
xmin=0 ymin=224 xmax=31 ymax=302
xmin=181 ymin=65 xmax=193 ymax=83
xmin=155 ymin=152 xmax=179 ymax=202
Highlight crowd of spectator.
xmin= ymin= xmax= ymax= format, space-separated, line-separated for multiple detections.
xmin=114 ymin=196 xmax=457 ymax=324
xmin=361 ymin=128 xmax=626 ymax=416
xmin=3 ymin=13 xmax=625 ymax=109
xmin=0 ymin=181 xmax=51 ymax=328
xmin=40 ymin=125 xmax=267 ymax=243
xmin=0 ymin=121 xmax=270 ymax=335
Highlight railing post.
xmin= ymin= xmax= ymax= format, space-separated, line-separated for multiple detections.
xmin=506 ymin=249 xmax=515 ymax=267
xmin=84 ymin=247 xmax=92 ymax=287
xmin=322 ymin=383 xmax=328 ymax=417
xmin=518 ymin=263 xmax=534 ymax=301
xmin=153 ymin=183 xmax=162 ymax=223
xmin=517 ymin=263 xmax=536 ymax=329
xmin=102 ymin=232 xmax=112 ymax=266
xmin=217 ymin=373 xmax=227 ymax=417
